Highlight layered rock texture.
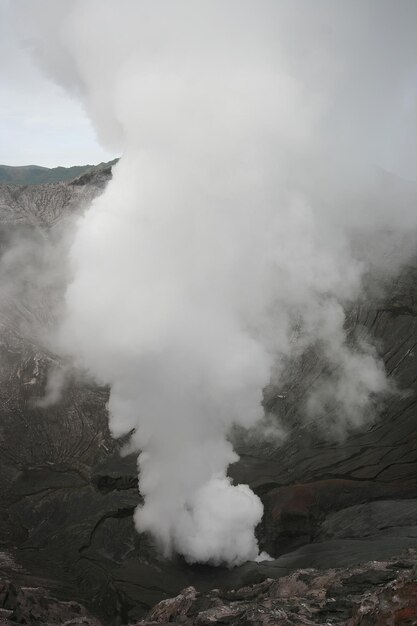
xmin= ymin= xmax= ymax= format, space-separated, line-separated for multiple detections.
xmin=0 ymin=168 xmax=417 ymax=624
xmin=136 ymin=554 xmax=417 ymax=625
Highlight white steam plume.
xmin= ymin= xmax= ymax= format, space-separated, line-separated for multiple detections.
xmin=11 ymin=1 xmax=417 ymax=564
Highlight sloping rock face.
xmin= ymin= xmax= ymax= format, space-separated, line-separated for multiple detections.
xmin=0 ymin=575 xmax=101 ymax=625
xmin=0 ymin=169 xmax=417 ymax=624
xmin=136 ymin=554 xmax=417 ymax=625
xmin=2 ymin=554 xmax=417 ymax=625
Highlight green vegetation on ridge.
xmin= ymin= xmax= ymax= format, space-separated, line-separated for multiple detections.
xmin=0 ymin=159 xmax=118 ymax=186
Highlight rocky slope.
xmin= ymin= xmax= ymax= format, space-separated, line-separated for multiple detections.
xmin=136 ymin=554 xmax=417 ymax=625
xmin=0 ymin=168 xmax=417 ymax=624
xmin=2 ymin=552 xmax=417 ymax=625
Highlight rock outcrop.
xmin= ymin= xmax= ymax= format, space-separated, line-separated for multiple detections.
xmin=136 ymin=553 xmax=417 ymax=625
xmin=2 ymin=553 xmax=417 ymax=625
xmin=0 ymin=576 xmax=101 ymax=625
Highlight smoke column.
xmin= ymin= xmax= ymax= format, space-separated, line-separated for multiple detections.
xmin=11 ymin=1 xmax=417 ymax=564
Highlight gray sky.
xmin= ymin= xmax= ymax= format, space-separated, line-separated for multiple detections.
xmin=0 ymin=0 xmax=114 ymax=167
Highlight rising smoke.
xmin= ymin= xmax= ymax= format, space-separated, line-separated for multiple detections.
xmin=9 ymin=0 xmax=417 ymax=565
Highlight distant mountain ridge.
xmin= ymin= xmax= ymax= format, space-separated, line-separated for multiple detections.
xmin=0 ymin=158 xmax=118 ymax=185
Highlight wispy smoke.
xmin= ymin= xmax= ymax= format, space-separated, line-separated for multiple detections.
xmin=10 ymin=0 xmax=417 ymax=564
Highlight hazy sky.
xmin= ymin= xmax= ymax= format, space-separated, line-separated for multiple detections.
xmin=0 ymin=0 xmax=114 ymax=167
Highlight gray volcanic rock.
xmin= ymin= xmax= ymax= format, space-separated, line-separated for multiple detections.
xmin=135 ymin=553 xmax=417 ymax=625
xmin=2 ymin=553 xmax=417 ymax=625
xmin=1 ymin=168 xmax=417 ymax=624
xmin=0 ymin=576 xmax=101 ymax=625
xmin=0 ymin=166 xmax=111 ymax=225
